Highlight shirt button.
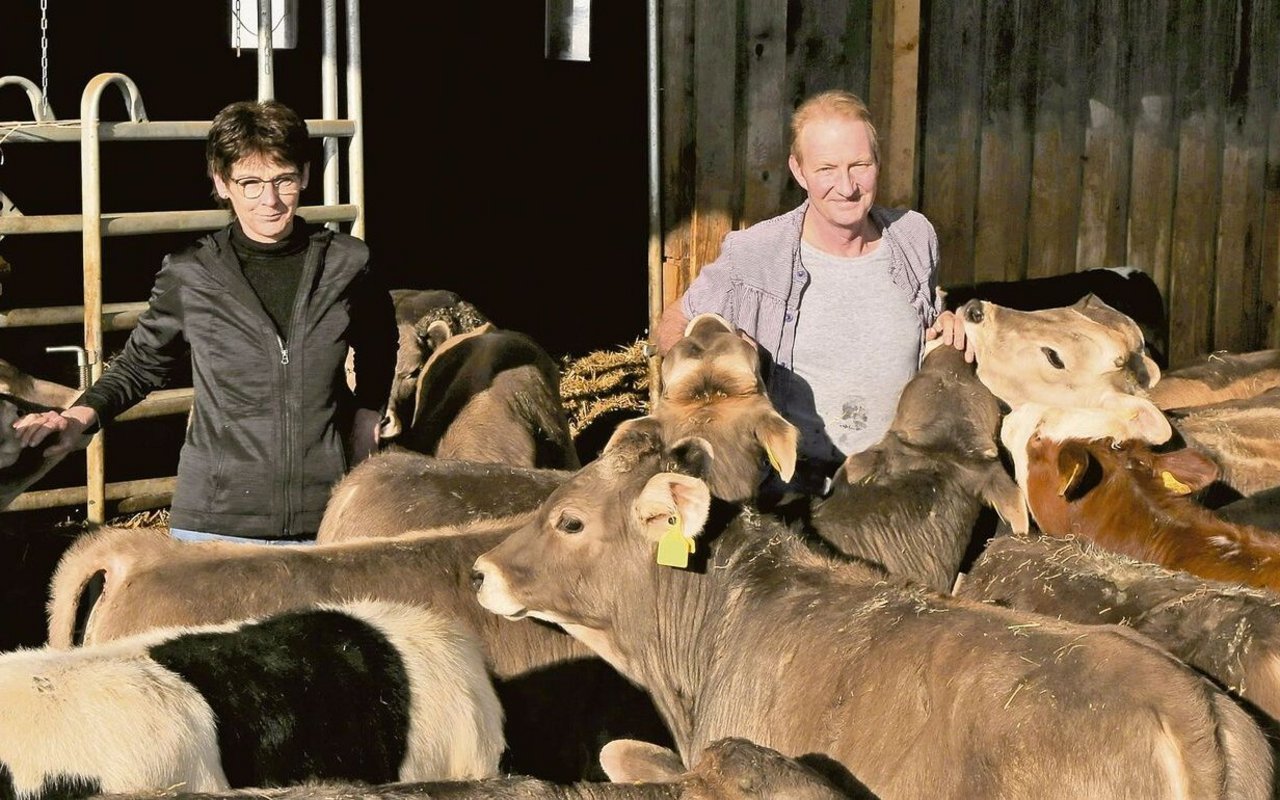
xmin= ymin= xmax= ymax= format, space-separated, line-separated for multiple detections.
xmin=796 ymin=270 xmax=806 ymax=278
xmin=784 ymin=312 xmax=793 ymax=321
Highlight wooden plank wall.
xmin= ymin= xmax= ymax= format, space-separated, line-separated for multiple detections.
xmin=660 ymin=0 xmax=1280 ymax=363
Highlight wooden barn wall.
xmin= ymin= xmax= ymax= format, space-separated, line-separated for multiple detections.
xmin=660 ymin=0 xmax=1280 ymax=366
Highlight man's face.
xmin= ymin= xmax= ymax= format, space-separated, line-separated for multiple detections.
xmin=213 ymin=153 xmax=308 ymax=243
xmin=788 ymin=115 xmax=878 ymax=236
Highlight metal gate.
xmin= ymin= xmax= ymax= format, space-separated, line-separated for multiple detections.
xmin=0 ymin=0 xmax=366 ymax=523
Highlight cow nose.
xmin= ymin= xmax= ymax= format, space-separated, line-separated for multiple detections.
xmin=470 ymin=569 xmax=485 ymax=591
xmin=962 ymin=300 xmax=985 ymax=325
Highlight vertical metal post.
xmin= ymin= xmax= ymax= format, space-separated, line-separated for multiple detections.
xmin=321 ymin=0 xmax=341 ymax=231
xmin=345 ymin=0 xmax=366 ymax=239
xmin=646 ymin=0 xmax=662 ymax=406
xmin=79 ymin=73 xmax=147 ymax=524
xmin=257 ymin=0 xmax=275 ymax=101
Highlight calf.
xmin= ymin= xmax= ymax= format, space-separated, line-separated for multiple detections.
xmin=1150 ymin=349 xmax=1280 ymax=409
xmin=317 ymin=451 xmax=569 ymax=543
xmin=808 ymin=342 xmax=1027 ymax=592
xmin=2 ymin=600 xmax=502 ymax=799
xmin=46 ymin=525 xmax=672 ymax=783
xmin=399 ymin=321 xmax=578 ymax=470
xmin=942 ymin=266 xmax=1168 ymax=367
xmin=315 ymin=314 xmax=795 ymax=544
xmin=1002 ymin=403 xmax=1280 ymax=594
xmin=1166 ymin=388 xmax=1280 ymax=496
xmin=473 ymin=418 xmax=1272 ymax=799
xmin=1217 ymin=486 xmax=1280 ymax=531
xmin=99 ymin=738 xmax=858 ymax=799
xmin=960 ymin=294 xmax=1162 ymax=409
xmin=957 ymin=531 xmax=1280 ymax=721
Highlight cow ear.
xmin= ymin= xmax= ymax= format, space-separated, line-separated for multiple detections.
xmin=603 ymin=416 xmax=664 ymax=457
xmin=1138 ymin=353 xmax=1161 ymax=389
xmin=1055 ymin=442 xmax=1094 ymax=501
xmin=634 ymin=472 xmax=712 ymax=542
xmin=1098 ymin=393 xmax=1172 ymax=444
xmin=424 ymin=319 xmax=453 ymax=351
xmin=756 ymin=411 xmax=798 ymax=483
xmin=1151 ymin=447 xmax=1219 ymax=494
xmin=840 ymin=447 xmax=881 ymax=484
xmin=980 ymin=462 xmax=1030 ymax=535
xmin=599 ymin=739 xmax=685 ymax=784
xmin=666 ymin=436 xmax=715 ymax=480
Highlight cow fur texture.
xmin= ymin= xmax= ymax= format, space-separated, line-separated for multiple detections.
xmin=473 ymin=419 xmax=1273 ymax=799
xmin=808 ymin=341 xmax=1027 ymax=592
xmin=2 ymin=600 xmax=502 ymax=799
xmin=45 ymin=526 xmax=673 ymax=784
xmin=959 ymin=531 xmax=1280 ymax=722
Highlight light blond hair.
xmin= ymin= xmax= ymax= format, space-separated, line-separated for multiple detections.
xmin=789 ymin=90 xmax=880 ymax=165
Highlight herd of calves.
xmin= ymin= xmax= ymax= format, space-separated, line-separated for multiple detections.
xmin=1 ymin=287 xmax=1279 ymax=799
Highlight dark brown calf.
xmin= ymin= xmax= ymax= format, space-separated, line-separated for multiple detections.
xmin=1020 ymin=432 xmax=1280 ymax=593
xmin=473 ymin=420 xmax=1272 ymax=799
xmin=809 ymin=343 xmax=1027 ymax=592
xmin=957 ymin=531 xmax=1280 ymax=720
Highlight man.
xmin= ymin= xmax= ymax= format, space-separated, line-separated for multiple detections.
xmin=655 ymin=90 xmax=968 ymax=494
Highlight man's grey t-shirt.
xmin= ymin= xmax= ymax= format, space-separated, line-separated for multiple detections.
xmin=786 ymin=239 xmax=921 ymax=467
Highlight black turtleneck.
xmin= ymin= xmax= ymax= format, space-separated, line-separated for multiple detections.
xmin=230 ymin=219 xmax=310 ymax=338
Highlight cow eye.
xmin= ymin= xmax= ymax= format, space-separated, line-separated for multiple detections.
xmin=1041 ymin=347 xmax=1065 ymax=369
xmin=556 ymin=513 xmax=584 ymax=534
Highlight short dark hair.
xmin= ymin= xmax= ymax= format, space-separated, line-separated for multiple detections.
xmin=206 ymin=100 xmax=310 ymax=180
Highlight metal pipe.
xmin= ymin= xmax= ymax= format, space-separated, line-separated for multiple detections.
xmin=321 ymin=0 xmax=342 ymax=230
xmin=0 ymin=302 xmax=147 ymax=330
xmin=80 ymin=73 xmax=147 ymax=523
xmin=0 ymin=119 xmax=356 ymax=144
xmin=345 ymin=0 xmax=366 ymax=239
xmin=0 ymin=75 xmax=57 ymax=121
xmin=646 ymin=0 xmax=663 ymax=406
xmin=258 ymin=0 xmax=275 ymax=101
xmin=0 ymin=204 xmax=359 ymax=236
xmin=115 ymin=388 xmax=193 ymax=422
xmin=3 ymin=477 xmax=176 ymax=514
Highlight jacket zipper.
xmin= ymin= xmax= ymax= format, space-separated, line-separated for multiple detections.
xmin=279 ymin=239 xmax=322 ymax=537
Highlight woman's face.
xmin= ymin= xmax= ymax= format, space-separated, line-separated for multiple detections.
xmin=213 ymin=154 xmax=308 ymax=243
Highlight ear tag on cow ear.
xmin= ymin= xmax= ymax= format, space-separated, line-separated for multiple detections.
xmin=1058 ymin=462 xmax=1082 ymax=498
xmin=764 ymin=444 xmax=782 ymax=475
xmin=1161 ymin=470 xmax=1193 ymax=495
xmin=656 ymin=512 xmax=695 ymax=569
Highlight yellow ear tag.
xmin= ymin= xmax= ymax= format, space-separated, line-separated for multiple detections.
xmin=1058 ymin=461 xmax=1082 ymax=497
xmin=655 ymin=513 xmax=695 ymax=569
xmin=1161 ymin=471 xmax=1193 ymax=495
xmin=764 ymin=443 xmax=782 ymax=474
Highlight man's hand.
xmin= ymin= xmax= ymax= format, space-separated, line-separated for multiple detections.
xmin=12 ymin=406 xmax=97 ymax=459
xmin=350 ymin=407 xmax=383 ymax=466
xmin=926 ymin=310 xmax=975 ymax=363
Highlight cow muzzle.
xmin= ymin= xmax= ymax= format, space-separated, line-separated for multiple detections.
xmin=472 ymin=556 xmax=528 ymax=619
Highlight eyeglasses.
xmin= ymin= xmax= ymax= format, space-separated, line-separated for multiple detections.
xmin=231 ymin=173 xmax=302 ymax=200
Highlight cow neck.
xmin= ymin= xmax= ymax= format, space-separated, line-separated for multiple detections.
xmin=396 ymin=530 xmax=593 ymax=678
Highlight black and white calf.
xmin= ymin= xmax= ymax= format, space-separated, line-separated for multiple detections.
xmin=0 ymin=600 xmax=503 ymax=799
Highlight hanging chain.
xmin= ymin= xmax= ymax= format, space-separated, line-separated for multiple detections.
xmin=234 ymin=0 xmax=242 ymax=56
xmin=39 ymin=0 xmax=50 ymax=118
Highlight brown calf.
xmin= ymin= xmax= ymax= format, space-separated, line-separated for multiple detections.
xmin=1013 ymin=424 xmax=1280 ymax=593
xmin=808 ymin=342 xmax=1026 ymax=592
xmin=1150 ymin=349 xmax=1280 ymax=410
xmin=46 ymin=526 xmax=672 ymax=782
xmin=473 ymin=419 xmax=1272 ymax=799
xmin=957 ymin=531 xmax=1280 ymax=721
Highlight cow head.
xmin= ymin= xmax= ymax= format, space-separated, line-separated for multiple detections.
xmin=1000 ymin=399 xmax=1173 ymax=495
xmin=473 ymin=416 xmax=713 ymax=663
xmin=1020 ymin=434 xmax=1219 ymax=538
xmin=841 ymin=341 xmax=1029 ymax=533
xmin=654 ymin=313 xmax=798 ymax=502
xmin=961 ymin=294 xmax=1161 ymax=408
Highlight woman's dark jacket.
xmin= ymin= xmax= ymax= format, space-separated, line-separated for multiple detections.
xmin=75 ymin=222 xmax=397 ymax=539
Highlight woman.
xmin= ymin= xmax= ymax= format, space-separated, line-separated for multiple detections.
xmin=14 ymin=100 xmax=397 ymax=544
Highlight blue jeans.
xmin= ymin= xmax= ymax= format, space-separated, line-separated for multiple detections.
xmin=169 ymin=528 xmax=316 ymax=546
